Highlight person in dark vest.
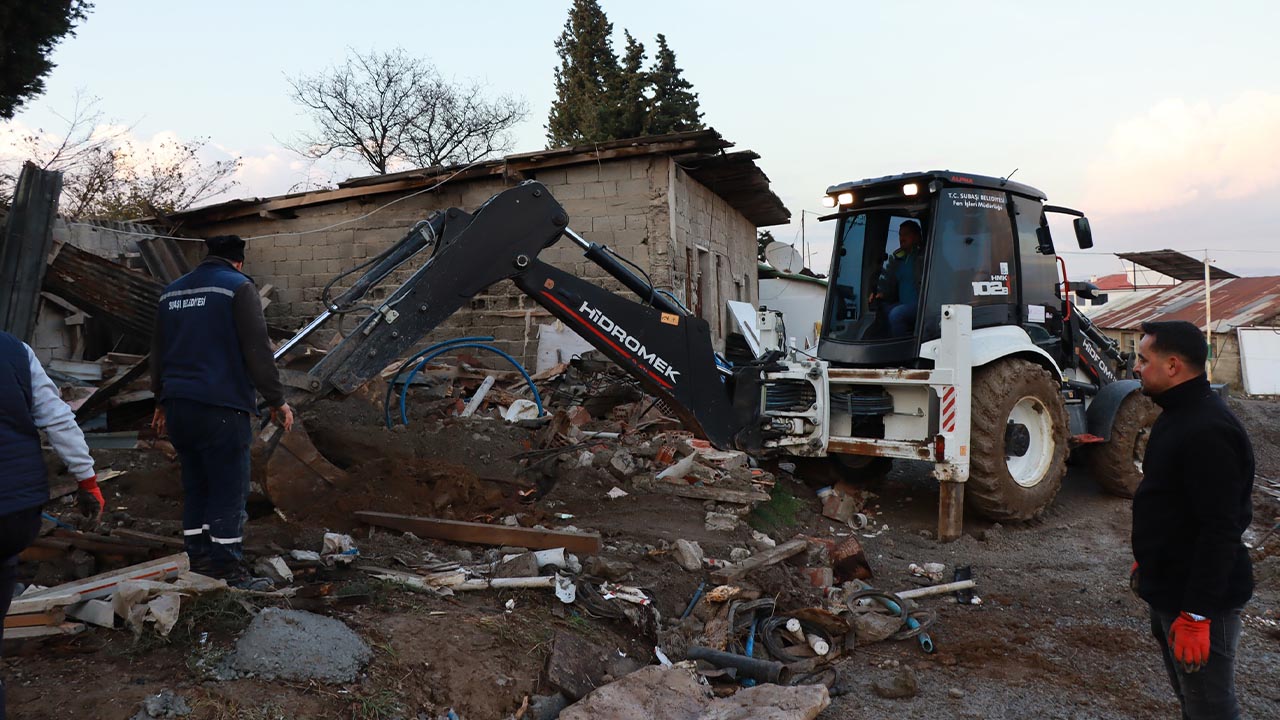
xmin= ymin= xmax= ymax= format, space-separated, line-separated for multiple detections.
xmin=150 ymin=235 xmax=293 ymax=590
xmin=870 ymin=220 xmax=926 ymax=337
xmin=1131 ymin=320 xmax=1254 ymax=719
xmin=1 ymin=330 xmax=101 ymax=717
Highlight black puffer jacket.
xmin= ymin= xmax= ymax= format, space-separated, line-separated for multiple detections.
xmin=1132 ymin=375 xmax=1254 ymax=614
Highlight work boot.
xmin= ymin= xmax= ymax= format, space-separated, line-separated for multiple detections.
xmin=212 ymin=564 xmax=275 ymax=592
xmin=189 ymin=554 xmax=216 ymax=576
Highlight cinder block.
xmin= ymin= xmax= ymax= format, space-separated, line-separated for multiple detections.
xmin=275 ymin=260 xmax=301 ymax=276
xmin=615 ymin=178 xmax=649 ymax=197
xmin=584 ymin=181 xmax=617 ymax=199
xmin=533 ymin=168 xmax=567 ymax=185
xmin=546 ymin=183 xmax=586 ymax=200
xmin=285 ymin=245 xmax=314 ymax=261
xmin=598 ymin=162 xmax=632 ymax=182
xmin=564 ymin=164 xmax=601 ymax=184
xmin=301 ymin=259 xmax=329 ymax=275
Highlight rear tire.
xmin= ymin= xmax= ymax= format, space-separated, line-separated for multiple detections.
xmin=1087 ymin=392 xmax=1159 ymax=498
xmin=967 ymin=358 xmax=1069 ymax=521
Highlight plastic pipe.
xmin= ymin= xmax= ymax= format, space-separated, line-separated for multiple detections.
xmin=687 ymin=646 xmax=789 ymax=684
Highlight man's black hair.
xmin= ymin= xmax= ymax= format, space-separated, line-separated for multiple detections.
xmin=1140 ymin=320 xmax=1208 ymax=372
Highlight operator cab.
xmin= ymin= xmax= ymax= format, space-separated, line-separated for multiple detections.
xmin=817 ymin=171 xmax=1092 ymax=368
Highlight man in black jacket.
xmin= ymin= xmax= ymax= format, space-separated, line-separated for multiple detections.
xmin=151 ymin=235 xmax=293 ymax=590
xmin=1132 ymin=319 xmax=1253 ymax=719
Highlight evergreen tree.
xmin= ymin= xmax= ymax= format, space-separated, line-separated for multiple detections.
xmin=610 ymin=31 xmax=648 ymax=139
xmin=0 ymin=1 xmax=93 ymax=119
xmin=645 ymin=34 xmax=703 ymax=135
xmin=546 ymin=0 xmax=620 ymax=146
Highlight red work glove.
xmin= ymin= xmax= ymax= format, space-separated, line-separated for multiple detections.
xmin=1168 ymin=612 xmax=1210 ymax=673
xmin=76 ymin=475 xmax=104 ymax=524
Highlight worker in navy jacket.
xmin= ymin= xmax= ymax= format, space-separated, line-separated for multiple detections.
xmin=1 ymin=330 xmax=100 ymax=717
xmin=150 ymin=235 xmax=292 ymax=589
xmin=1132 ymin=319 xmax=1254 ymax=719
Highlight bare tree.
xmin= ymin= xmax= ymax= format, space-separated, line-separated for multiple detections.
xmin=1 ymin=92 xmax=240 ymax=219
xmin=287 ymin=48 xmax=529 ymax=175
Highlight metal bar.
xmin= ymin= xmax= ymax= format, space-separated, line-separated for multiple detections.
xmin=274 ymin=309 xmax=332 ymax=360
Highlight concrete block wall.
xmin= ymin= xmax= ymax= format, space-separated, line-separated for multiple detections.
xmin=180 ymin=155 xmax=758 ymax=368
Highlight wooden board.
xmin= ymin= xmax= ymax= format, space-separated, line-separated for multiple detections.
xmin=4 ymin=622 xmax=85 ymax=640
xmin=3 ymin=609 xmax=65 ymax=629
xmin=355 ymin=511 xmax=602 ymax=555
xmin=7 ymin=593 xmax=82 ymax=616
xmin=17 ymin=553 xmax=188 ymax=603
xmin=656 ymin=484 xmax=770 ymax=505
xmin=710 ymin=538 xmax=809 ymax=584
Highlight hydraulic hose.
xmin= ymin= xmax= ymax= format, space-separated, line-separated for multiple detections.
xmin=396 ymin=342 xmax=544 ymax=426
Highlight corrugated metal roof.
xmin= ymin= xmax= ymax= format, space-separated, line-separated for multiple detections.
xmin=1115 ymin=249 xmax=1237 ymax=281
xmin=1089 ymin=276 xmax=1280 ymax=333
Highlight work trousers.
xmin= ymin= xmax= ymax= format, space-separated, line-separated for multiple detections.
xmin=0 ymin=505 xmax=44 ymax=719
xmin=164 ymin=398 xmax=252 ymax=576
xmin=1150 ymin=605 xmax=1244 ymax=720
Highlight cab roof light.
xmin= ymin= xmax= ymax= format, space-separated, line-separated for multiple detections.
xmin=820 ymin=195 xmax=837 ymax=208
xmin=902 ymin=182 xmax=919 ymax=196
xmin=837 ymin=192 xmax=854 ymax=206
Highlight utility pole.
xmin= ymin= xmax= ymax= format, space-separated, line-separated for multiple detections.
xmin=1204 ymin=251 xmax=1213 ymax=383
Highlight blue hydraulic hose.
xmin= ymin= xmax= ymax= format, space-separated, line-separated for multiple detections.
xmin=382 ymin=336 xmax=494 ymax=428
xmin=398 ymin=342 xmax=544 ymax=426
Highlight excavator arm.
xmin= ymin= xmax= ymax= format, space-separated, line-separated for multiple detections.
xmin=276 ymin=180 xmax=760 ymax=449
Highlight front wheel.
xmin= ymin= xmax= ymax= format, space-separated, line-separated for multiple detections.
xmin=967 ymin=358 xmax=1069 ymax=522
xmin=1087 ymin=392 xmax=1159 ymax=498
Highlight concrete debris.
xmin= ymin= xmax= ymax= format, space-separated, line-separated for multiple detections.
xmin=729 ymin=547 xmax=751 ymax=562
xmin=584 ymin=555 xmax=635 ymax=581
xmin=130 ymin=689 xmax=191 ymax=719
xmin=873 ymin=666 xmax=920 ymax=699
xmin=526 ymin=692 xmax=571 ymax=720
xmin=223 ymin=608 xmax=371 ymax=683
xmin=560 ymin=665 xmax=830 ymax=720
xmin=909 ymin=562 xmax=947 ymax=583
xmin=704 ymin=511 xmax=740 ymax=533
xmin=609 ymin=450 xmax=637 ymax=479
xmin=495 ymin=552 xmax=541 ymax=578
xmin=606 ymin=486 xmax=629 ymax=499
xmin=673 ymin=539 xmax=704 ymax=572
xmin=750 ymin=530 xmax=778 ymax=550
xmin=850 ymin=610 xmax=902 ymax=645
xmin=253 ymin=556 xmax=294 ymax=585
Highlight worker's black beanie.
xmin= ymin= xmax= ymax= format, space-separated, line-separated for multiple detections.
xmin=205 ymin=235 xmax=246 ymax=263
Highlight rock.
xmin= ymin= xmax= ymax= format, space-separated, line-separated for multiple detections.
xmin=749 ymin=530 xmax=777 ymax=550
xmin=448 ymin=547 xmax=475 ymax=564
xmin=729 ymin=547 xmax=751 ymax=562
xmin=673 ymin=539 xmax=704 ymax=572
xmin=495 ymin=552 xmax=540 ymax=578
xmin=130 ymin=689 xmax=191 ymax=719
xmin=609 ymin=450 xmax=637 ymax=479
xmin=851 ymin=611 xmax=901 ymax=644
xmin=560 ymin=665 xmax=829 ymax=720
xmin=547 ymin=631 xmax=611 ymax=700
xmin=223 ymin=608 xmax=371 ymax=683
xmin=873 ymin=666 xmax=920 ymax=699
xmin=252 ymin=556 xmax=294 ymax=584
xmin=949 ymin=688 xmax=966 ymax=699
xmin=527 ymin=692 xmax=570 ymax=720
xmin=704 ymin=511 xmax=739 ymax=532
xmin=584 ymin=556 xmax=635 ymax=581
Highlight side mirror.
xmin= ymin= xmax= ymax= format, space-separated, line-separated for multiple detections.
xmin=1035 ymin=225 xmax=1055 ymax=255
xmin=1074 ymin=217 xmax=1094 ymax=249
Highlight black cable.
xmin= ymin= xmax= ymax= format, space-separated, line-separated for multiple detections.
xmin=604 ymin=246 xmax=659 ymax=307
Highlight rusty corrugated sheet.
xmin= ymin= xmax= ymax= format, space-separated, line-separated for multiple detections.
xmin=43 ymin=242 xmax=162 ymax=340
xmin=1090 ymin=276 xmax=1280 ymax=332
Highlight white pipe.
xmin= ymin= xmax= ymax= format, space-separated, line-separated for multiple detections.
xmin=893 ymin=579 xmax=976 ymax=600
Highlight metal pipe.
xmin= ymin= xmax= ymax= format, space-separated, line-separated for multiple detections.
xmin=274 ymin=309 xmax=332 ymax=360
xmin=686 ymin=646 xmax=788 ymax=684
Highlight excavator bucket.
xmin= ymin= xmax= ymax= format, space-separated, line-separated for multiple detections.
xmin=252 ymin=419 xmax=349 ymax=516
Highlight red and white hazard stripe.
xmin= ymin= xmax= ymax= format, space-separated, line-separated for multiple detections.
xmin=941 ymin=387 xmax=957 ymax=433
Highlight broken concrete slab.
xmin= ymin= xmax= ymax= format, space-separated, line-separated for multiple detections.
xmin=223 ymin=608 xmax=370 ymax=683
xmin=673 ymin=539 xmax=704 ymax=572
xmin=559 ymin=665 xmax=829 ymax=720
xmin=494 ymin=552 xmax=541 ymax=578
xmin=129 ymin=689 xmax=191 ymax=719
xmin=704 ymin=511 xmax=740 ymax=533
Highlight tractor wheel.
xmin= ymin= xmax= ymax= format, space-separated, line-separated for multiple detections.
xmin=1087 ymin=392 xmax=1160 ymax=498
xmin=967 ymin=358 xmax=1069 ymax=522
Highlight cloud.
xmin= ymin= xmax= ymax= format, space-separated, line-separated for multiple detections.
xmin=1084 ymin=91 xmax=1280 ymax=215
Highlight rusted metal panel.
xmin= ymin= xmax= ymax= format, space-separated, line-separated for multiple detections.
xmin=828 ymin=367 xmax=934 ymax=382
xmin=1090 ymin=276 xmax=1280 ymax=333
xmin=43 ymin=242 xmax=162 ymax=341
xmin=0 ymin=163 xmax=63 ymax=341
xmin=827 ymin=436 xmax=935 ymax=460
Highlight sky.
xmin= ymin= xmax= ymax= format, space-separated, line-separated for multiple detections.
xmin=5 ymin=0 xmax=1280 ymax=281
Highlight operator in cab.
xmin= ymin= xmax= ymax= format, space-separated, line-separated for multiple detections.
xmin=870 ymin=220 xmax=925 ymax=337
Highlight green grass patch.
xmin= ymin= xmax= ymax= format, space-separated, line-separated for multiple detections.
xmin=748 ymin=483 xmax=804 ymax=533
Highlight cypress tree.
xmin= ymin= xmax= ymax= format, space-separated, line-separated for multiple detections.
xmin=609 ymin=31 xmax=648 ymax=140
xmin=645 ymin=34 xmax=703 ymax=135
xmin=546 ymin=0 xmax=620 ymax=146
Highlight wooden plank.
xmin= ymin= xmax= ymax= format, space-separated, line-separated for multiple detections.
xmin=710 ymin=538 xmax=809 ymax=584
xmin=75 ymin=356 xmax=150 ymax=422
xmin=109 ymin=528 xmax=184 ymax=550
xmin=355 ymin=511 xmax=601 ymax=555
xmin=48 ymin=468 xmax=125 ymax=500
xmin=19 ymin=553 xmax=189 ymax=603
xmin=8 ymin=593 xmax=82 ymax=615
xmin=4 ymin=609 xmax=65 ymax=629
xmin=656 ymin=484 xmax=770 ymax=505
xmin=4 ymin=622 xmax=85 ymax=640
